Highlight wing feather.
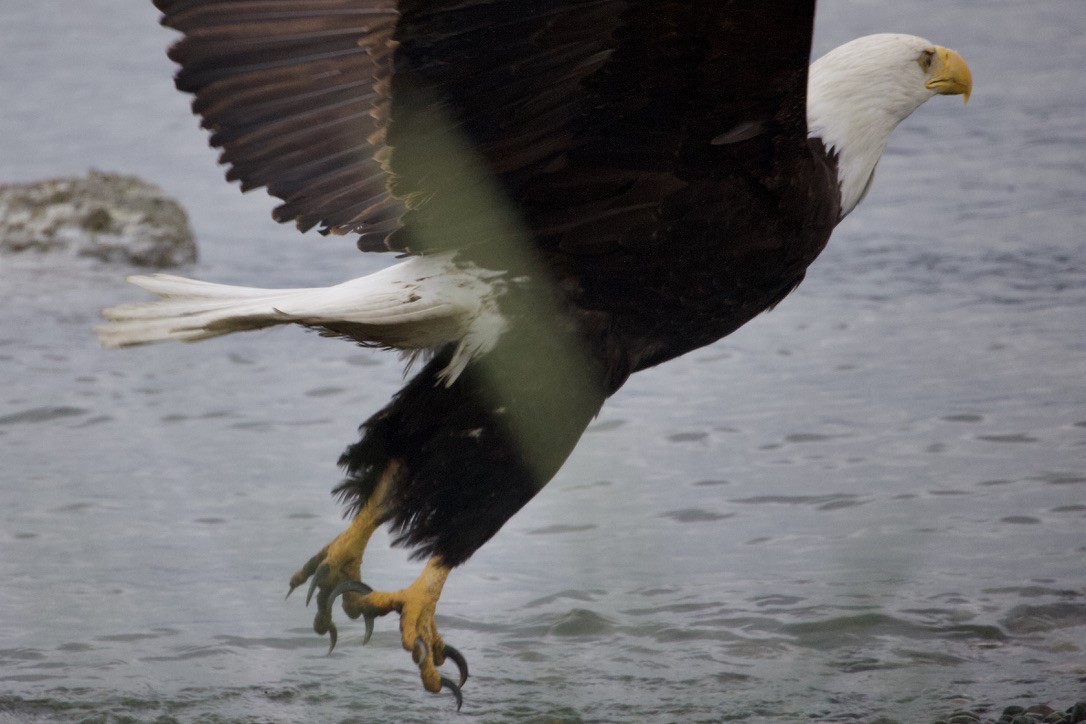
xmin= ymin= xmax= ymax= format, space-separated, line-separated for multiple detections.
xmin=154 ymin=0 xmax=829 ymax=322
xmin=376 ymin=1 xmax=819 ymax=261
xmin=154 ymin=0 xmax=398 ymax=235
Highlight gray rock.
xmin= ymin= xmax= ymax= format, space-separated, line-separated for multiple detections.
xmin=0 ymin=169 xmax=197 ymax=267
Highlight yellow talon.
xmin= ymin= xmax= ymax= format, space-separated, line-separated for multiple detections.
xmin=372 ymin=557 xmax=450 ymax=691
xmin=328 ymin=556 xmax=466 ymax=708
xmin=287 ymin=465 xmax=467 ymax=708
xmin=286 ymin=464 xmax=397 ymax=644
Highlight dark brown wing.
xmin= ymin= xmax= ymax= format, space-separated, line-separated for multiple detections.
xmin=380 ymin=1 xmax=821 ymax=259
xmin=376 ymin=1 xmax=835 ymax=370
xmin=156 ymin=1 xmax=834 ymax=351
xmin=153 ymin=0 xmax=399 ymax=236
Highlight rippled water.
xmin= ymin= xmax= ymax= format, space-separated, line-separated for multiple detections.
xmin=2 ymin=1 xmax=1084 ymax=721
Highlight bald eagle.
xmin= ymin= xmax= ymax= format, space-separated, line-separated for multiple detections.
xmin=97 ymin=0 xmax=972 ymax=709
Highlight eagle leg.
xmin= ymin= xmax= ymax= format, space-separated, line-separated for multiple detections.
xmin=330 ymin=556 xmax=466 ymax=709
xmin=286 ymin=462 xmax=397 ymax=651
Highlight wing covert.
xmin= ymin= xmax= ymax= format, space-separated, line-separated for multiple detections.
xmin=376 ymin=1 xmax=819 ymax=261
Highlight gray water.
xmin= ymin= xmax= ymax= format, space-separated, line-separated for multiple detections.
xmin=1 ymin=1 xmax=1084 ymax=722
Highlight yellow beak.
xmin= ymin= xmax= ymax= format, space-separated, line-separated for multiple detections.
xmin=927 ymin=46 xmax=973 ymax=104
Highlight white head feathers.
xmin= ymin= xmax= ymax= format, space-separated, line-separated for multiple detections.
xmin=807 ymin=33 xmax=973 ymax=218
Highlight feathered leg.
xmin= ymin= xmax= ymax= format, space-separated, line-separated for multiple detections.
xmin=290 ymin=330 xmax=614 ymax=709
xmin=288 ymin=457 xmax=467 ymax=707
xmin=287 ymin=456 xmax=468 ymax=708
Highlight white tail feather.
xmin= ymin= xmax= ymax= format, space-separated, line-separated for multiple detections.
xmin=96 ymin=257 xmax=509 ymax=382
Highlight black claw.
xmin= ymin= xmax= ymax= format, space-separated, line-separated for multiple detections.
xmin=439 ymin=676 xmax=464 ymax=711
xmin=362 ymin=613 xmax=375 ymax=645
xmin=327 ymin=580 xmax=377 ymax=645
xmin=328 ymin=580 xmax=373 ymax=603
xmin=306 ymin=563 xmax=331 ymax=606
xmin=442 ymin=644 xmax=470 ymax=687
xmin=412 ymin=637 xmax=429 ymax=665
xmin=327 ymin=621 xmax=338 ymax=654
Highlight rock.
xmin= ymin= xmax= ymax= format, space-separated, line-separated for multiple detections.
xmin=0 ymin=169 xmax=197 ymax=267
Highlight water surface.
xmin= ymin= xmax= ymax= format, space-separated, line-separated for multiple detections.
xmin=1 ymin=1 xmax=1084 ymax=721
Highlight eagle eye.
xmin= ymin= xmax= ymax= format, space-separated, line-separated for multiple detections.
xmin=918 ymin=49 xmax=935 ymax=72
